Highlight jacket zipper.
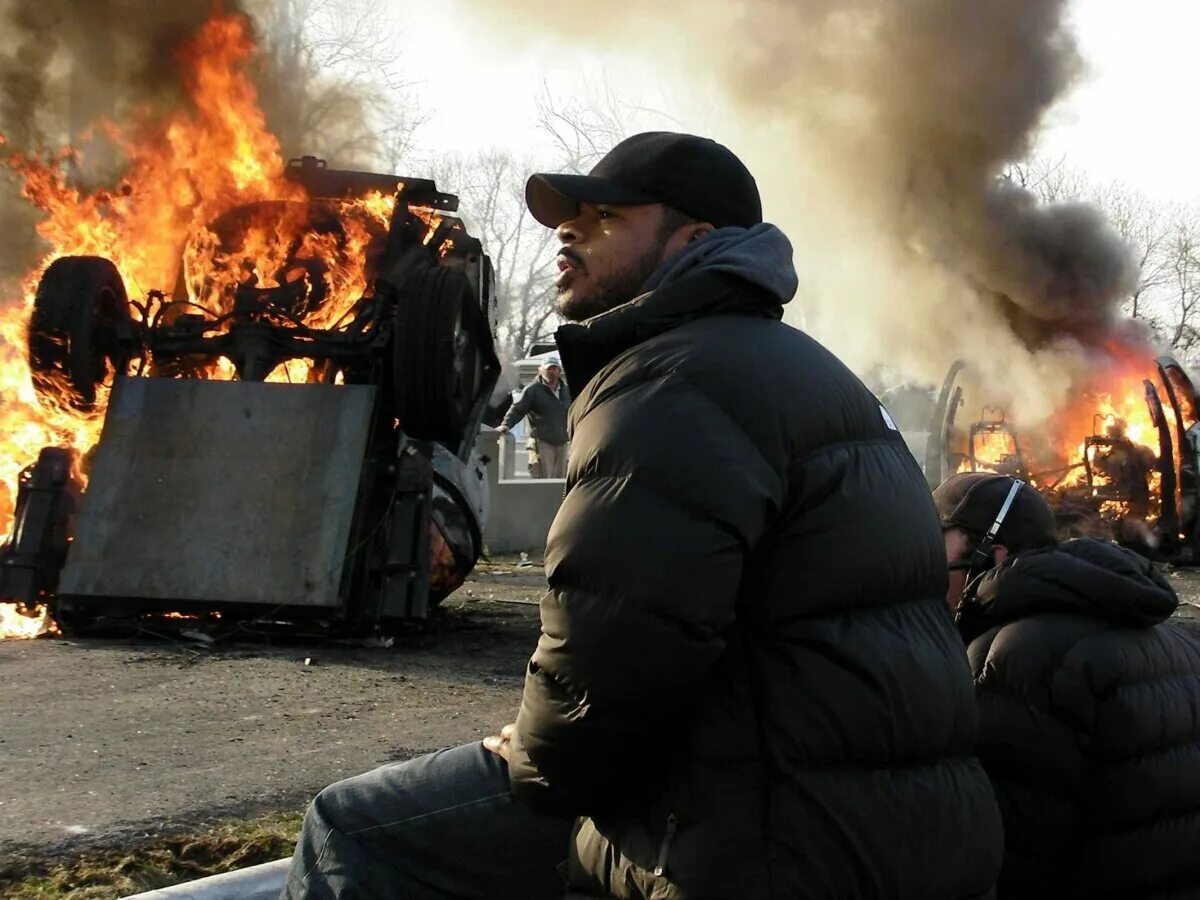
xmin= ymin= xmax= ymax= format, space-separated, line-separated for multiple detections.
xmin=653 ymin=814 xmax=678 ymax=877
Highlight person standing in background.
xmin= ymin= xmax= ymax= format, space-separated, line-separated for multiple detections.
xmin=497 ymin=356 xmax=571 ymax=478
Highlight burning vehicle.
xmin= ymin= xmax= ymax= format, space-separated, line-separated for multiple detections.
xmin=923 ymin=355 xmax=1200 ymax=560
xmin=0 ymin=14 xmax=501 ymax=638
xmin=0 ymin=155 xmax=500 ymax=636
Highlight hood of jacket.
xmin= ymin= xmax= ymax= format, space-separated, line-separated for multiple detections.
xmin=960 ymin=538 xmax=1178 ymax=639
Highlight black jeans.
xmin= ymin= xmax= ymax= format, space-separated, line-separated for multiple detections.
xmin=282 ymin=742 xmax=574 ymax=899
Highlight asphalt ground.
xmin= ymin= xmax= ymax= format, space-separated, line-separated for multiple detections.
xmin=2 ymin=562 xmax=1198 ymax=872
xmin=0 ymin=563 xmax=546 ymax=870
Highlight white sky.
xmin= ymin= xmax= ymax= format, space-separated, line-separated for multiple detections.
xmin=395 ymin=0 xmax=1200 ymax=202
xmin=1041 ymin=0 xmax=1200 ymax=201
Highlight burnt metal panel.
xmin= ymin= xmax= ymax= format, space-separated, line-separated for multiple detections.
xmin=377 ymin=443 xmax=434 ymax=620
xmin=1157 ymin=356 xmax=1200 ymax=429
xmin=0 ymin=447 xmax=81 ymax=607
xmin=59 ymin=377 xmax=376 ymax=608
xmin=1144 ymin=379 xmax=1179 ymax=543
xmin=925 ymin=360 xmax=965 ymax=487
xmin=1156 ymin=357 xmax=1200 ymax=547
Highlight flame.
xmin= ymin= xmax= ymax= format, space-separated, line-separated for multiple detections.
xmin=958 ymin=421 xmax=1024 ymax=478
xmin=955 ymin=342 xmax=1167 ymax=526
xmin=0 ymin=603 xmax=59 ymax=639
xmin=0 ymin=12 xmax=423 ymax=637
xmin=1050 ymin=352 xmax=1161 ymax=485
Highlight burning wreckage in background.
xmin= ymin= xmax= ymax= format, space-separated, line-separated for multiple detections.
xmin=0 ymin=156 xmax=500 ymax=636
xmin=917 ymin=356 xmax=1200 ymax=561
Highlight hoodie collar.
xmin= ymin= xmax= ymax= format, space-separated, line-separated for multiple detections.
xmin=554 ymin=223 xmax=796 ymax=396
xmin=958 ymin=538 xmax=1178 ymax=641
xmin=641 ymin=222 xmax=799 ymax=300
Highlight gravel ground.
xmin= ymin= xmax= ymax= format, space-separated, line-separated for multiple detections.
xmin=0 ymin=563 xmax=546 ymax=869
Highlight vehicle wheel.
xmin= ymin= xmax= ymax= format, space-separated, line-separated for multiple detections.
xmin=392 ymin=265 xmax=496 ymax=444
xmin=28 ymin=256 xmax=132 ymax=410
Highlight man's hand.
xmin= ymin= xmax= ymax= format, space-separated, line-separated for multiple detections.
xmin=496 ymin=425 xmax=509 ymax=436
xmin=483 ymin=723 xmax=516 ymax=761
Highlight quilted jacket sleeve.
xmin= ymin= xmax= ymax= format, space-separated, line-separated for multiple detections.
xmin=506 ymin=367 xmax=783 ymax=814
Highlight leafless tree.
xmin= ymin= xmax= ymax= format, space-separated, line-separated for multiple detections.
xmin=250 ymin=0 xmax=424 ymax=168
xmin=534 ymin=78 xmax=680 ymax=175
xmin=1005 ymin=155 xmax=1091 ymax=203
xmin=1160 ymin=208 xmax=1200 ymax=355
xmin=1094 ymin=183 xmax=1172 ymax=326
xmin=431 ymin=150 xmax=560 ymax=362
xmin=535 ymin=82 xmax=632 ymax=176
xmin=1006 ymin=156 xmax=1180 ymax=337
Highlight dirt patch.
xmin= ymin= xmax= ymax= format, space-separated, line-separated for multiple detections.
xmin=0 ymin=811 xmax=303 ymax=899
xmin=0 ymin=565 xmax=547 ymax=869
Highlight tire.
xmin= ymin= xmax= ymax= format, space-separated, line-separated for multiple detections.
xmin=28 ymin=256 xmax=132 ymax=410
xmin=392 ymin=266 xmax=494 ymax=443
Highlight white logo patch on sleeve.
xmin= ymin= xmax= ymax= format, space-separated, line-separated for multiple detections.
xmin=879 ymin=405 xmax=899 ymax=431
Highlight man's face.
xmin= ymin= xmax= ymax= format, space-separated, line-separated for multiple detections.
xmin=943 ymin=527 xmax=972 ymax=611
xmin=541 ymin=364 xmax=561 ymax=382
xmin=554 ymin=202 xmax=676 ymax=322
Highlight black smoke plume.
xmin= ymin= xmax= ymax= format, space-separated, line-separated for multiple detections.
xmin=473 ymin=0 xmax=1143 ymax=422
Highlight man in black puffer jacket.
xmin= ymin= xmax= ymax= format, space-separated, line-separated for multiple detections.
xmin=283 ymin=133 xmax=1001 ymax=900
xmin=935 ymin=473 xmax=1200 ymax=899
xmin=499 ymin=132 xmax=1001 ymax=898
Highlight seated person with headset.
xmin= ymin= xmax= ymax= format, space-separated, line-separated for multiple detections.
xmin=934 ymin=473 xmax=1200 ymax=900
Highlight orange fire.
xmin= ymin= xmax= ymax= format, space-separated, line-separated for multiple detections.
xmin=0 ymin=603 xmax=58 ymax=639
xmin=958 ymin=342 xmax=1166 ymax=523
xmin=0 ymin=13 xmax=418 ymax=637
xmin=1049 ymin=347 xmax=1161 ymax=480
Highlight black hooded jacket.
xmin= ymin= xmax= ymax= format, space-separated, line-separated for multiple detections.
xmin=505 ymin=257 xmax=1002 ymax=898
xmin=961 ymin=538 xmax=1200 ymax=899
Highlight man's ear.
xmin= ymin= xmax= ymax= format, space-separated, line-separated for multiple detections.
xmin=662 ymin=221 xmax=715 ymax=260
xmin=992 ymin=545 xmax=1010 ymax=566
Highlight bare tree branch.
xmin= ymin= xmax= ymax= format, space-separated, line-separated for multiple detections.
xmin=250 ymin=0 xmax=424 ymax=169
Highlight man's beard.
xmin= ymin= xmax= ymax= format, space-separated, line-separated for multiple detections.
xmin=557 ymin=242 xmax=666 ymax=323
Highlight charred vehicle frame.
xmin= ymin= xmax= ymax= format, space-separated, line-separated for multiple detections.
xmin=0 ymin=156 xmax=502 ymax=635
xmin=925 ymin=356 xmax=1200 ymax=561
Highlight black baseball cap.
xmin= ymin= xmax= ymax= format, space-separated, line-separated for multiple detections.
xmin=933 ymin=473 xmax=1058 ymax=552
xmin=526 ymin=131 xmax=762 ymax=230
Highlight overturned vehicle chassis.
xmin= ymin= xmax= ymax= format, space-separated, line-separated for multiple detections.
xmin=0 ymin=157 xmax=500 ymax=635
xmin=924 ymin=356 xmax=1200 ymax=561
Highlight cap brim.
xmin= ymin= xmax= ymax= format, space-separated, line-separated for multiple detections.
xmin=525 ymin=173 xmax=659 ymax=228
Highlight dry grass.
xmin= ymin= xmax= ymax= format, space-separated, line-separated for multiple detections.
xmin=0 ymin=811 xmax=303 ymax=899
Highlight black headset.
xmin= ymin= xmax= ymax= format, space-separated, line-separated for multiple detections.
xmin=947 ymin=477 xmax=1025 ymax=600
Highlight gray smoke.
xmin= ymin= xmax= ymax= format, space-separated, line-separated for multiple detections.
xmin=473 ymin=0 xmax=1142 ymax=424
xmin=981 ymin=181 xmax=1141 ymax=346
xmin=0 ymin=0 xmax=246 ymax=148
xmin=0 ymin=0 xmax=254 ymax=277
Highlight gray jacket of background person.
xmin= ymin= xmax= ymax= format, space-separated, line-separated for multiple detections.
xmin=501 ymin=377 xmax=571 ymax=445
